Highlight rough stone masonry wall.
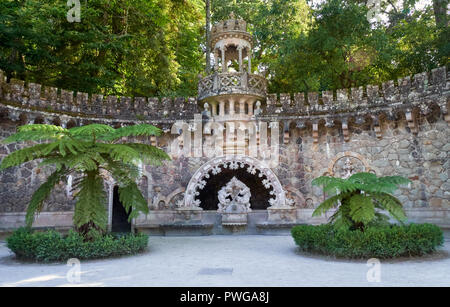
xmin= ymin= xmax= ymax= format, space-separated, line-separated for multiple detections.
xmin=0 ymin=66 xmax=449 ymax=228
xmin=0 ymin=119 xmax=74 ymax=214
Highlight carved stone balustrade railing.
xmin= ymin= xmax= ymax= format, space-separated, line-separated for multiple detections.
xmin=198 ymin=72 xmax=267 ymax=102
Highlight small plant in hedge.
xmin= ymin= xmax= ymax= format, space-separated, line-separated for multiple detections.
xmin=7 ymin=227 xmax=149 ymax=262
xmin=312 ymin=172 xmax=411 ymax=231
xmin=291 ymin=223 xmax=444 ymax=259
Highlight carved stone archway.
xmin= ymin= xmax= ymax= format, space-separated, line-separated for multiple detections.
xmin=183 ymin=155 xmax=286 ymax=209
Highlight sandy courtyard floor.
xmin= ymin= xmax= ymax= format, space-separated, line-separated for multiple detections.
xmin=0 ymin=234 xmax=449 ymax=287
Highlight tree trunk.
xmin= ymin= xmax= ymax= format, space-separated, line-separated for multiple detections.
xmin=433 ymin=0 xmax=448 ymax=28
xmin=205 ymin=0 xmax=211 ymax=73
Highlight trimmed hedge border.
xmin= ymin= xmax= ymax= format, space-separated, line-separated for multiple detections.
xmin=7 ymin=228 xmax=149 ymax=262
xmin=291 ymin=223 xmax=444 ymax=259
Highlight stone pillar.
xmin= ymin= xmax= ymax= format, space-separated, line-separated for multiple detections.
xmin=229 ymin=98 xmax=235 ymax=115
xmin=221 ymin=47 xmax=226 ymax=73
xmin=248 ymin=49 xmax=252 ymax=74
xmin=214 ymin=50 xmax=219 ymax=72
xmin=239 ymin=98 xmax=245 ymax=114
xmin=247 ymin=101 xmax=254 ymax=116
xmin=238 ymin=46 xmax=243 ymax=72
xmin=219 ymin=100 xmax=225 ymax=116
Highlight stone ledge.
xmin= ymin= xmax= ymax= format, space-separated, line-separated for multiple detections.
xmin=255 ymin=222 xmax=305 ymax=229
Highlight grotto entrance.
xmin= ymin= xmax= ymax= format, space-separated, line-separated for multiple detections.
xmin=197 ymin=165 xmax=273 ymax=210
xmin=111 ymin=186 xmax=131 ymax=233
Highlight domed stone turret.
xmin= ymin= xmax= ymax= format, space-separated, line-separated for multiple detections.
xmin=198 ymin=13 xmax=267 ymax=120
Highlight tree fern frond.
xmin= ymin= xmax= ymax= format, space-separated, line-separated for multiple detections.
xmin=73 ymin=172 xmax=108 ymax=230
xmin=97 ymin=144 xmax=142 ymax=164
xmin=371 ymin=192 xmax=407 ymax=222
xmin=2 ymin=130 xmax=66 ymax=144
xmin=349 ymin=194 xmax=375 ymax=225
xmin=312 ymin=193 xmax=348 ymax=217
xmin=379 ymin=176 xmax=411 ymax=186
xmin=348 ymin=172 xmax=377 ymax=184
xmin=312 ymin=176 xmax=358 ymax=194
xmin=124 ymin=143 xmax=170 ymax=165
xmin=118 ymin=182 xmax=149 ymax=221
xmin=25 ymin=168 xmax=66 ymax=227
xmin=101 ymin=124 xmax=162 ymax=141
xmin=69 ymin=124 xmax=114 ymax=139
xmin=17 ymin=124 xmax=68 ymax=133
xmin=0 ymin=143 xmax=56 ymax=169
xmin=103 ymin=158 xmax=140 ymax=183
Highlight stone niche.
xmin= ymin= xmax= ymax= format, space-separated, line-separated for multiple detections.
xmin=218 ymin=177 xmax=251 ymax=225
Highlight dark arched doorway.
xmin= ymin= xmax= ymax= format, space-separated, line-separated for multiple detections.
xmin=112 ymin=186 xmax=131 ymax=233
xmin=198 ymin=164 xmax=273 ymax=210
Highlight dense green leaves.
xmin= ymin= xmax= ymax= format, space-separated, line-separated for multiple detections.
xmin=1 ymin=1 xmax=445 ymax=96
xmin=7 ymin=228 xmax=149 ymax=262
xmin=312 ymin=172 xmax=411 ymax=230
xmin=291 ymin=223 xmax=444 ymax=258
xmin=0 ymin=123 xmax=170 ymax=234
xmin=0 ymin=0 xmax=205 ymax=97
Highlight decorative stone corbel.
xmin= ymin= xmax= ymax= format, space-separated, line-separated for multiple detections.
xmin=436 ymin=96 xmax=449 ymax=124
xmin=325 ymin=118 xmax=334 ymax=128
xmin=405 ymin=109 xmax=418 ymax=134
xmin=312 ymin=121 xmax=319 ymax=144
xmin=372 ymin=116 xmax=382 ymax=139
xmin=296 ymin=120 xmax=305 ymax=129
xmin=283 ymin=120 xmax=290 ymax=144
xmin=341 ymin=119 xmax=350 ymax=142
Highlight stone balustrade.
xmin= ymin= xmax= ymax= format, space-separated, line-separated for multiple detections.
xmin=198 ymin=72 xmax=267 ymax=102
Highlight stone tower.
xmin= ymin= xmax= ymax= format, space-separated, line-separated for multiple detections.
xmin=197 ymin=13 xmax=267 ymax=155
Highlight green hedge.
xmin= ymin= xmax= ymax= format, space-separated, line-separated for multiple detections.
xmin=7 ymin=228 xmax=149 ymax=262
xmin=291 ymin=223 xmax=444 ymax=259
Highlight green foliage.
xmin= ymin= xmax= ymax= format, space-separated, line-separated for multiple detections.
xmin=0 ymin=1 xmax=446 ymax=95
xmin=291 ymin=223 xmax=444 ymax=258
xmin=0 ymin=0 xmax=204 ymax=97
xmin=312 ymin=172 xmax=411 ymax=230
xmin=0 ymin=124 xmax=170 ymax=234
xmin=7 ymin=228 xmax=149 ymax=262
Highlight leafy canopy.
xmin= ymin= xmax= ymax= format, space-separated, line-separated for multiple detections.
xmin=312 ymin=172 xmax=411 ymax=231
xmin=0 ymin=123 xmax=170 ymax=235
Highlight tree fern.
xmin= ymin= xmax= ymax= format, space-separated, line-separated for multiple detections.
xmin=0 ymin=123 xmax=170 ymax=237
xmin=312 ymin=172 xmax=411 ymax=231
xmin=25 ymin=168 xmax=67 ymax=226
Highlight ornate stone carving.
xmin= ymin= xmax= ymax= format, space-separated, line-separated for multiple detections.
xmin=326 ymin=152 xmax=376 ymax=177
xmin=198 ymin=72 xmax=267 ymax=101
xmin=217 ymin=177 xmax=252 ymax=213
xmin=183 ymin=155 xmax=287 ymax=209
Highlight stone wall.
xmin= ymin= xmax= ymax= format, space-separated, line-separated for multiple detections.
xmin=0 ymin=66 xmax=449 ymax=230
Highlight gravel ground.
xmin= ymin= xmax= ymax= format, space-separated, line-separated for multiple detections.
xmin=0 ymin=233 xmax=449 ymax=287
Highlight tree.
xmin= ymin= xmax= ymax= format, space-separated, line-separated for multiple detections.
xmin=0 ymin=0 xmax=205 ymax=97
xmin=206 ymin=0 xmax=212 ymax=73
xmin=312 ymin=172 xmax=411 ymax=231
xmin=0 ymin=124 xmax=170 ymax=237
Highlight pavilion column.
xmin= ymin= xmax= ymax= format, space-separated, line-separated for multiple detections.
xmin=239 ymin=99 xmax=245 ymax=114
xmin=248 ymin=48 xmax=252 ymax=74
xmin=229 ymin=98 xmax=235 ymax=116
xmin=238 ymin=45 xmax=243 ymax=72
xmin=221 ymin=46 xmax=227 ymax=73
xmin=214 ymin=50 xmax=219 ymax=72
xmin=247 ymin=101 xmax=254 ymax=116
xmin=219 ymin=100 xmax=225 ymax=116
